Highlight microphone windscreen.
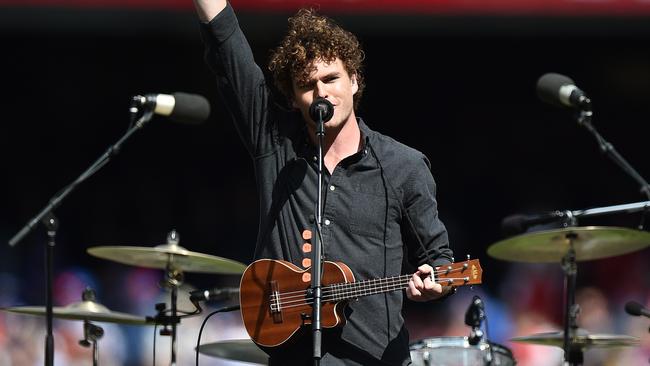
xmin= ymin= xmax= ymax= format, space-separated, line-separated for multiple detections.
xmin=309 ymin=98 xmax=334 ymax=122
xmin=170 ymin=92 xmax=210 ymax=125
xmin=536 ymin=73 xmax=574 ymax=107
xmin=501 ymin=214 xmax=527 ymax=237
xmin=625 ymin=301 xmax=644 ymax=316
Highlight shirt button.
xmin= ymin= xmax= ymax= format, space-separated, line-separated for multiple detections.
xmin=313 ymin=156 xmax=317 ymax=161
xmin=329 ymin=185 xmax=336 ymax=191
xmin=324 ymin=219 xmax=331 ymax=226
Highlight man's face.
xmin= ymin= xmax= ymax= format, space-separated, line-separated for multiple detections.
xmin=292 ymin=58 xmax=358 ymax=131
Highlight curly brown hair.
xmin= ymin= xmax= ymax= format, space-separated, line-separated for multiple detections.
xmin=268 ymin=8 xmax=365 ymax=109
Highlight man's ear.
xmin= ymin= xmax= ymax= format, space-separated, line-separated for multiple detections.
xmin=351 ymin=74 xmax=359 ymax=95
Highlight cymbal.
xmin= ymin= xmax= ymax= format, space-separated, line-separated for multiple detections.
xmin=487 ymin=226 xmax=650 ymax=262
xmin=197 ymin=339 xmax=268 ymax=365
xmin=2 ymin=301 xmax=150 ymax=325
xmin=511 ymin=329 xmax=640 ymax=348
xmin=87 ymin=244 xmax=246 ymax=274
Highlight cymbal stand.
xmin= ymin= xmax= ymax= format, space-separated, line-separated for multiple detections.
xmin=145 ymin=230 xmax=186 ymax=366
xmin=79 ymin=320 xmax=104 ymax=366
xmin=561 ymin=233 xmax=582 ymax=366
xmin=152 ymin=263 xmax=184 ymax=366
xmin=77 ymin=287 xmax=104 ymax=366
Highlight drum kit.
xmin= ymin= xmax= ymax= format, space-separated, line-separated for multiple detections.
xmin=2 ymin=229 xmax=248 ymax=365
xmin=2 ymin=225 xmax=648 ymax=365
xmin=409 ymin=225 xmax=648 ymax=366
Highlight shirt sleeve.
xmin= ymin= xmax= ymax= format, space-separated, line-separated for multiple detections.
xmin=199 ymin=3 xmax=277 ymax=158
xmin=401 ymin=154 xmax=454 ymax=268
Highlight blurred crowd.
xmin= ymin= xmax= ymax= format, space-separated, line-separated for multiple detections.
xmin=0 ymin=254 xmax=648 ymax=365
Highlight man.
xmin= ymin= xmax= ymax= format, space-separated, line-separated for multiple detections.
xmin=193 ymin=1 xmax=455 ymax=364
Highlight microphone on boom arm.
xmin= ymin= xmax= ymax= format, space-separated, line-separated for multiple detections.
xmin=536 ymin=73 xmax=591 ymax=110
xmin=500 ymin=210 xmax=571 ymax=236
xmin=133 ymin=92 xmax=211 ymax=125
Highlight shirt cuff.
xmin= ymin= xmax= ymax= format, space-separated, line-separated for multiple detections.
xmin=199 ymin=2 xmax=239 ymax=45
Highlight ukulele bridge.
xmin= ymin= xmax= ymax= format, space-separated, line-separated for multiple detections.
xmin=269 ymin=280 xmax=283 ymax=323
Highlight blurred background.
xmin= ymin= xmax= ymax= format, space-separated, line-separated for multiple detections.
xmin=1 ymin=0 xmax=649 ymax=365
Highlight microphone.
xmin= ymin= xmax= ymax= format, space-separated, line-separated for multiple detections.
xmin=465 ymin=295 xmax=485 ymax=327
xmin=501 ymin=210 xmax=568 ymax=236
xmin=536 ymin=73 xmax=591 ymax=109
xmin=309 ymin=97 xmax=334 ymax=123
xmin=465 ymin=295 xmax=485 ymax=346
xmin=134 ymin=92 xmax=210 ymax=125
xmin=189 ymin=287 xmax=239 ymax=303
xmin=625 ymin=301 xmax=650 ymax=318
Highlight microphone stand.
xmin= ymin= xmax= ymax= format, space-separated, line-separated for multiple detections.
xmin=311 ymin=107 xmax=326 ymax=365
xmin=575 ymin=104 xmax=650 ymax=200
xmin=7 ymin=99 xmax=155 ymax=366
xmin=561 ymin=97 xmax=648 ymax=365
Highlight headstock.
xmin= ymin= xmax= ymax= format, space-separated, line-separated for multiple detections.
xmin=434 ymin=258 xmax=482 ymax=287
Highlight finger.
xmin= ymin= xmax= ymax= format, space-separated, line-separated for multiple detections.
xmin=412 ymin=273 xmax=424 ymax=289
xmin=423 ymin=276 xmax=436 ymax=291
xmin=418 ymin=264 xmax=433 ymax=275
xmin=408 ymin=278 xmax=421 ymax=297
xmin=431 ymin=282 xmax=443 ymax=294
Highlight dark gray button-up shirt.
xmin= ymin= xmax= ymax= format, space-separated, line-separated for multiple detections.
xmin=201 ymin=4 xmax=453 ymax=365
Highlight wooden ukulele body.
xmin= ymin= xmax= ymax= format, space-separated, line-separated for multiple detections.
xmin=239 ymin=259 xmax=355 ymax=347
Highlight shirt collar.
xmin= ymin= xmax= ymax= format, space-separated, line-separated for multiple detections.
xmin=300 ymin=117 xmax=373 ymax=164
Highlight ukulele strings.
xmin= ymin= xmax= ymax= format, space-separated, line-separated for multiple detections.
xmin=269 ymin=267 xmax=470 ymax=310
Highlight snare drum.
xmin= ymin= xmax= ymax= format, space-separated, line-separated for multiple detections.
xmin=410 ymin=337 xmax=515 ymax=366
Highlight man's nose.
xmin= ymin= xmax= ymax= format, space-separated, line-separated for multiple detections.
xmin=315 ymin=81 xmax=328 ymax=98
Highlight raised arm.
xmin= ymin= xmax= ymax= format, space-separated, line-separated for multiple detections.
xmin=192 ymin=0 xmax=227 ymax=23
xmin=194 ymin=1 xmax=277 ymax=158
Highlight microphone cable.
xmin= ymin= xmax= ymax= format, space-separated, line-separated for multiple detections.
xmin=194 ymin=304 xmax=241 ymax=366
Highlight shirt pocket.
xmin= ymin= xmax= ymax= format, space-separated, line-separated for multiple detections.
xmin=345 ymin=190 xmax=399 ymax=241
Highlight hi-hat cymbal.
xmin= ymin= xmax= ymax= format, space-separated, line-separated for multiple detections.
xmin=511 ymin=329 xmax=640 ymax=348
xmin=2 ymin=301 xmax=150 ymax=325
xmin=487 ymin=226 xmax=650 ymax=263
xmin=197 ymin=339 xmax=268 ymax=365
xmin=87 ymin=244 xmax=246 ymax=274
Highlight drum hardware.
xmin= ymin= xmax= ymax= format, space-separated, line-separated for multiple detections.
xmin=1 ymin=287 xmax=151 ymax=325
xmin=561 ymin=236 xmax=582 ymax=365
xmin=197 ymin=339 xmax=268 ymax=365
xmin=79 ymin=319 xmax=104 ymax=366
xmin=2 ymin=287 xmax=151 ymax=366
xmin=87 ymin=229 xmax=246 ymax=366
xmin=409 ymin=336 xmax=515 ymax=366
xmin=76 ymin=288 xmax=105 ymax=366
xmin=488 ymin=226 xmax=650 ymax=365
xmin=487 ymin=226 xmax=650 ymax=263
xmin=465 ymin=295 xmax=486 ymax=346
xmin=464 ymin=295 xmax=497 ymax=365
xmin=510 ymin=329 xmax=640 ymax=348
xmin=86 ymin=231 xmax=247 ymax=275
